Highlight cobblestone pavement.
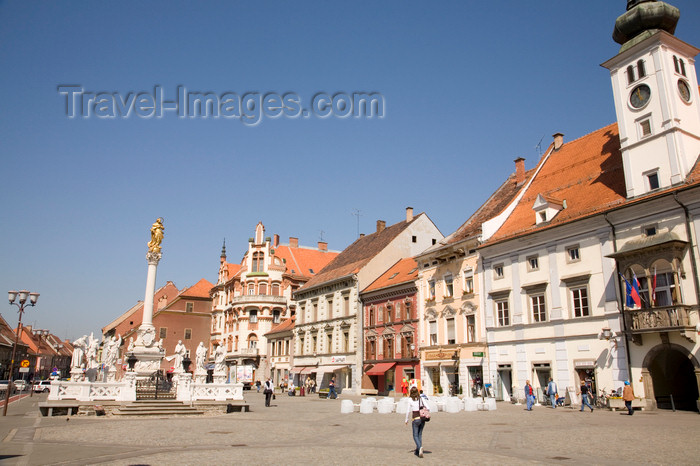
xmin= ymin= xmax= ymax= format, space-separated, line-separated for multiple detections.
xmin=1 ymin=392 xmax=698 ymax=465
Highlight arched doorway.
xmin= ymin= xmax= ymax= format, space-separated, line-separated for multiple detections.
xmin=644 ymin=344 xmax=700 ymax=411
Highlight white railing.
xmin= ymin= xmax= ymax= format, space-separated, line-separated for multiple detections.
xmin=47 ymin=375 xmax=243 ymax=403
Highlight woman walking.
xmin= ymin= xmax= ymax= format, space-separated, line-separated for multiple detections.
xmin=405 ymin=387 xmax=429 ymax=458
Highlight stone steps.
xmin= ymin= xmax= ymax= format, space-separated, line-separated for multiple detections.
xmin=115 ymin=400 xmax=203 ymax=416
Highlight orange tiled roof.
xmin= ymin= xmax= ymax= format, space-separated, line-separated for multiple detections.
xmin=443 ymin=166 xmax=537 ymax=245
xmin=300 ymin=214 xmax=423 ymax=291
xmin=265 ymin=317 xmax=295 ymax=336
xmin=484 ymin=123 xmax=700 ymax=245
xmin=363 ymin=258 xmax=419 ymax=293
xmin=226 ymin=263 xmax=242 ymax=279
xmin=180 ymin=278 xmax=215 ymax=298
xmin=274 ymin=245 xmax=339 ymax=279
xmin=486 ymin=123 xmax=625 ymax=243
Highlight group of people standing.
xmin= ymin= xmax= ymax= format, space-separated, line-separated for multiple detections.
xmin=524 ymin=378 xmax=636 ymax=415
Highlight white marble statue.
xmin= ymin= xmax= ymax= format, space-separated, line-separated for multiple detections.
xmin=173 ymin=340 xmax=187 ymax=372
xmin=127 ymin=336 xmax=135 ymax=353
xmin=103 ymin=334 xmax=122 ymax=367
xmin=195 ymin=342 xmax=207 ymax=372
xmin=71 ymin=335 xmax=88 ymax=369
xmin=214 ymin=343 xmax=226 ymax=373
xmin=86 ymin=332 xmax=100 ymax=369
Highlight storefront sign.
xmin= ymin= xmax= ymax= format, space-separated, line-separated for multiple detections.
xmin=425 ymin=350 xmax=457 ymax=361
xmin=574 ymin=360 xmax=595 ymax=368
xmin=472 ymin=352 xmax=484 ymax=357
xmin=330 ymin=356 xmax=346 ymax=363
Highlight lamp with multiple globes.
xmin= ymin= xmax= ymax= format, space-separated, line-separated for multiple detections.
xmin=3 ymin=289 xmax=39 ymax=416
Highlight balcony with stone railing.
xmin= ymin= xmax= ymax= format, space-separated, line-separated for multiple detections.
xmin=232 ymin=347 xmax=259 ymax=357
xmin=624 ymin=305 xmax=697 ymax=335
xmin=229 ymin=295 xmax=287 ymax=306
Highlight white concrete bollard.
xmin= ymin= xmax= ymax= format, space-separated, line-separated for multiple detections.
xmin=340 ymin=399 xmax=354 ymax=414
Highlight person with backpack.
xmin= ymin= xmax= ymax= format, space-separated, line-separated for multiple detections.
xmin=263 ymin=378 xmax=274 ymax=407
xmin=405 ymin=386 xmax=430 ymax=458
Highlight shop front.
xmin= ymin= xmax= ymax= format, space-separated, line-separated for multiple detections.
xmin=421 ymin=349 xmax=458 ymax=395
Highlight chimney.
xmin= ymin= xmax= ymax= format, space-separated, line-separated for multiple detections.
xmin=273 ymin=234 xmax=279 ymax=248
xmin=376 ymin=220 xmax=386 ymax=233
xmin=360 ymin=233 xmax=365 ymax=238
xmin=553 ymin=132 xmax=564 ymax=150
xmin=289 ymin=237 xmax=298 ymax=248
xmin=406 ymin=207 xmax=414 ymax=222
xmin=514 ymin=157 xmax=525 ymax=184
xmin=318 ymin=241 xmax=327 ymax=251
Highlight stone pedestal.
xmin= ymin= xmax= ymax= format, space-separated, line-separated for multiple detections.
xmin=175 ymin=373 xmax=193 ymax=402
xmin=194 ymin=369 xmax=207 ymax=384
xmin=70 ymin=368 xmax=85 ymax=382
xmin=213 ymin=373 xmax=227 ymax=384
xmin=130 ymin=249 xmax=165 ymax=378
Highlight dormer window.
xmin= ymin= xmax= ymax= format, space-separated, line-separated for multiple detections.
xmin=533 ymin=194 xmax=564 ymax=225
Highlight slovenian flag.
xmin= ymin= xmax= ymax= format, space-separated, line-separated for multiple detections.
xmin=621 ymin=273 xmax=642 ymax=309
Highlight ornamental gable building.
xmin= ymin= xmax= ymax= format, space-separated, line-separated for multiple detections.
xmin=478 ymin=1 xmax=700 ymax=410
xmin=415 ymin=158 xmax=535 ymax=398
xmin=361 ymin=257 xmax=420 ymax=396
xmin=293 ymin=208 xmax=443 ymax=395
xmin=209 ymin=222 xmax=338 ymax=386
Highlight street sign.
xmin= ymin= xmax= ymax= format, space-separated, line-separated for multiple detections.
xmin=19 ymin=367 xmax=30 ymax=373
xmin=472 ymin=352 xmax=484 ymax=357
xmin=20 ymin=359 xmax=30 ymax=368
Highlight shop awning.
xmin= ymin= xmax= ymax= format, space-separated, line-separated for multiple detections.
xmin=365 ymin=362 xmax=396 ymax=375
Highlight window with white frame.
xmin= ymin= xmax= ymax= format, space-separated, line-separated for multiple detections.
xmin=527 ymin=256 xmax=539 ymax=272
xmin=530 ymin=294 xmax=547 ymax=322
xmin=185 ymin=302 xmax=193 ymax=312
xmin=446 ymin=317 xmax=456 ymax=344
xmin=567 ymin=245 xmax=580 ymax=262
xmin=463 ymin=269 xmax=474 ymax=294
xmin=571 ymin=285 xmax=590 ymax=317
xmin=247 ymin=283 xmax=255 ymax=295
xmin=496 ymin=299 xmax=510 ymax=326
xmin=429 ymin=320 xmax=438 ymax=345
xmin=466 ymin=315 xmax=475 ymax=343
xmin=249 ymin=309 xmax=258 ymax=323
xmin=326 ymin=332 xmax=333 ymax=353
xmin=494 ymin=264 xmax=504 ymax=279
xmin=273 ymin=309 xmax=281 ymax=323
xmin=444 ymin=274 xmax=454 ymax=298
xmin=428 ymin=280 xmax=436 ymax=299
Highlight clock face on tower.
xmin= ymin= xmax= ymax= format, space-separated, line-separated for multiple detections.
xmin=630 ymin=84 xmax=651 ymax=109
xmin=678 ymin=79 xmax=691 ymax=103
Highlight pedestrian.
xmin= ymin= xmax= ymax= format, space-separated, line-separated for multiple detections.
xmin=309 ymin=378 xmax=316 ymax=394
xmin=546 ymin=377 xmax=558 ymax=409
xmin=328 ymin=377 xmax=337 ymax=399
xmin=255 ymin=380 xmax=261 ymax=393
xmin=263 ymin=377 xmax=274 ymax=407
xmin=579 ymin=381 xmax=594 ymax=412
xmin=524 ymin=380 xmax=535 ymax=410
xmin=401 ymin=377 xmax=409 ymax=397
xmin=405 ymin=386 xmax=429 ymax=458
xmin=622 ymin=381 xmax=635 ymax=415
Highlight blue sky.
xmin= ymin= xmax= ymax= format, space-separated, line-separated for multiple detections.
xmin=1 ymin=1 xmax=699 ymax=339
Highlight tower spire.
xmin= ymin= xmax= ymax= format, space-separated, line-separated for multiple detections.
xmin=220 ymin=239 xmax=226 ymax=261
xmin=613 ymin=0 xmax=679 ymax=50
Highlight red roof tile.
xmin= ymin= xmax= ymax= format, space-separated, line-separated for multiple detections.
xmin=274 ymin=245 xmax=338 ymax=279
xmin=265 ymin=317 xmax=295 ymax=336
xmin=363 ymin=258 xmax=419 ymax=293
xmin=484 ymin=122 xmax=700 ymax=245
xmin=180 ymin=278 xmax=215 ymax=298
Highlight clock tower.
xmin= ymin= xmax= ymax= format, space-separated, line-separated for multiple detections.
xmin=602 ymin=0 xmax=700 ymax=198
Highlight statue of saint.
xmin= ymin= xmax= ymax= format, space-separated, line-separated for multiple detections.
xmin=148 ymin=217 xmax=165 ymax=253
xmin=86 ymin=333 xmax=100 ymax=369
xmin=214 ymin=342 xmax=226 ymax=373
xmin=71 ymin=335 xmax=88 ymax=369
xmin=103 ymin=334 xmax=122 ymax=367
xmin=173 ymin=340 xmax=187 ymax=371
xmin=195 ymin=342 xmax=207 ymax=372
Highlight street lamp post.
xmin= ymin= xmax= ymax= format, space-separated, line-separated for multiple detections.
xmin=3 ymin=290 xmax=39 ymax=416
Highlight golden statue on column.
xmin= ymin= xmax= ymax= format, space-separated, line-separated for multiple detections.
xmin=148 ymin=217 xmax=165 ymax=253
